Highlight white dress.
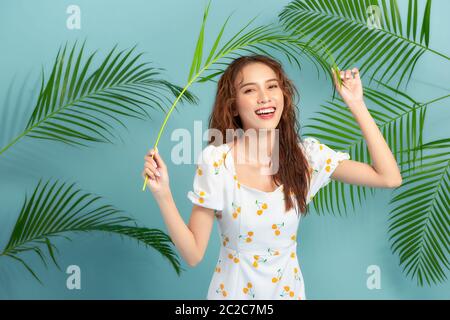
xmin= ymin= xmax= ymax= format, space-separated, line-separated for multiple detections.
xmin=187 ymin=137 xmax=350 ymax=300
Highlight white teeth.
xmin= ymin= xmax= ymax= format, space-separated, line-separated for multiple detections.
xmin=255 ymin=108 xmax=275 ymax=115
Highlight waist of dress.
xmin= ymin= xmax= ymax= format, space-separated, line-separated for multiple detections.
xmin=220 ymin=242 xmax=297 ymax=257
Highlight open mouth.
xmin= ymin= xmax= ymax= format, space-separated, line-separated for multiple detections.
xmin=255 ymin=107 xmax=276 ymax=119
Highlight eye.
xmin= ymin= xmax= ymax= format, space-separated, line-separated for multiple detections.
xmin=269 ymin=84 xmax=278 ymax=89
xmin=244 ymin=88 xmax=254 ymax=94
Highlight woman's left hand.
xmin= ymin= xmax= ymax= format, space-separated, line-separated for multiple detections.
xmin=332 ymin=67 xmax=364 ymax=107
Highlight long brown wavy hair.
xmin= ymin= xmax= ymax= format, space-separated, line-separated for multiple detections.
xmin=207 ymin=54 xmax=312 ymax=215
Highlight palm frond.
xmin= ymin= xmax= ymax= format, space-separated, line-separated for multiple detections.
xmin=184 ymin=0 xmax=342 ymax=84
xmin=305 ymin=83 xmax=450 ymax=215
xmin=194 ymin=17 xmax=335 ymax=85
xmin=0 ymin=40 xmax=198 ymax=156
xmin=388 ymin=139 xmax=450 ymax=286
xmin=0 ymin=179 xmax=183 ymax=283
xmin=279 ymin=0 xmax=449 ymax=89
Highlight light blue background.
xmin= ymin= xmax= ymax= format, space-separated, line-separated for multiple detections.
xmin=0 ymin=0 xmax=449 ymax=299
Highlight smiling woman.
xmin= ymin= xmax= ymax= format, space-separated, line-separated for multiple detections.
xmin=143 ymin=54 xmax=349 ymax=300
xmin=143 ymin=52 xmax=404 ymax=300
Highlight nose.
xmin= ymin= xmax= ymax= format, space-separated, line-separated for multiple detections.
xmin=257 ymin=90 xmax=270 ymax=105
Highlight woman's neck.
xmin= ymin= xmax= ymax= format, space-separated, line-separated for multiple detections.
xmin=234 ymin=128 xmax=277 ymax=168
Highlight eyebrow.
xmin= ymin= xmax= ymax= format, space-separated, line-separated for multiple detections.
xmin=239 ymin=78 xmax=278 ymax=89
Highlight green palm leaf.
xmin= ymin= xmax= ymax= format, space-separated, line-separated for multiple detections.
xmin=388 ymin=138 xmax=450 ymax=286
xmin=0 ymin=179 xmax=183 ymax=283
xmin=0 ymin=40 xmax=198 ymax=156
xmin=193 ymin=11 xmax=335 ymax=84
xmin=304 ymin=81 xmax=450 ymax=216
xmin=279 ymin=0 xmax=449 ymax=89
xmin=143 ymin=0 xmax=340 ymax=190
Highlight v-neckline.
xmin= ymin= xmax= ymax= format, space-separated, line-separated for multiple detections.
xmin=223 ymin=143 xmax=284 ymax=195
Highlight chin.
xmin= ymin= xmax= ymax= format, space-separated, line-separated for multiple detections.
xmin=255 ymin=123 xmax=279 ymax=131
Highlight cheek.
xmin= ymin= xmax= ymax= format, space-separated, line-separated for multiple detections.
xmin=275 ymin=93 xmax=284 ymax=115
xmin=276 ymin=90 xmax=284 ymax=102
xmin=235 ymin=95 xmax=254 ymax=113
xmin=237 ymin=93 xmax=252 ymax=104
xmin=271 ymin=92 xmax=284 ymax=108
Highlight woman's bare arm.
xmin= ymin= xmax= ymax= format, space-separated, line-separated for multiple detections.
xmin=154 ymin=192 xmax=215 ymax=267
xmin=143 ymin=148 xmax=215 ymax=267
xmin=330 ymin=68 xmax=402 ymax=188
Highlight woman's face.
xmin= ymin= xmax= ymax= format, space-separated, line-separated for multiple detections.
xmin=233 ymin=62 xmax=284 ymax=131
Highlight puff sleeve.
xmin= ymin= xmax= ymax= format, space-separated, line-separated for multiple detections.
xmin=300 ymin=137 xmax=350 ymax=192
xmin=187 ymin=144 xmax=225 ymax=211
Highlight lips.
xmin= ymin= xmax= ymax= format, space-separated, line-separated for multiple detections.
xmin=255 ymin=106 xmax=276 ymax=115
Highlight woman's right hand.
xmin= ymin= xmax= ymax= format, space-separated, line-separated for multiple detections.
xmin=142 ymin=147 xmax=170 ymax=197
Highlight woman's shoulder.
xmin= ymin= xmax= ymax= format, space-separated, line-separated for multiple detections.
xmin=299 ymin=135 xmax=350 ymax=169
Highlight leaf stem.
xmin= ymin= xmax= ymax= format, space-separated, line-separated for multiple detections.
xmin=0 ymin=131 xmax=28 ymax=156
xmin=423 ymin=93 xmax=450 ymax=106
